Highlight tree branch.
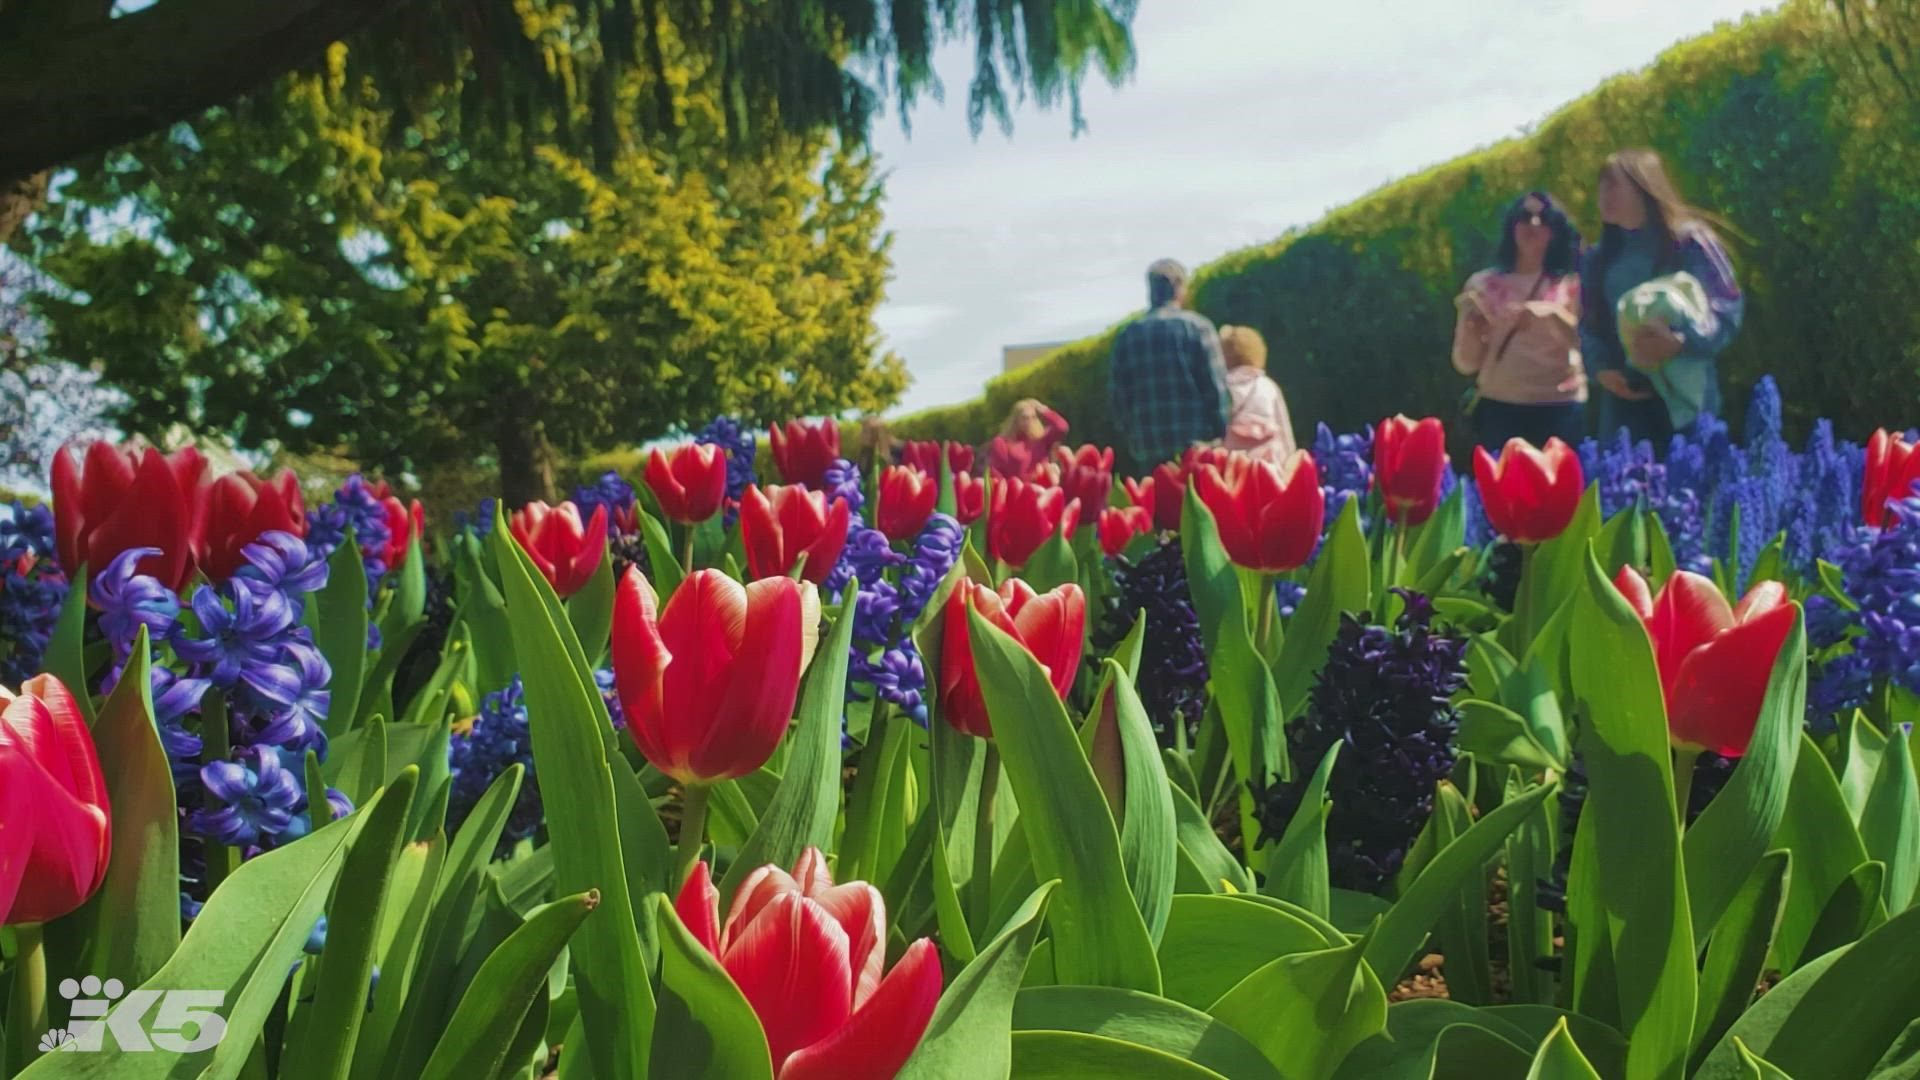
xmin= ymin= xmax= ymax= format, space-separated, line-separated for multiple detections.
xmin=0 ymin=0 xmax=422 ymax=183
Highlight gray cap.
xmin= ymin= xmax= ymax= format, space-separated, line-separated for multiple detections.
xmin=1147 ymin=258 xmax=1189 ymax=291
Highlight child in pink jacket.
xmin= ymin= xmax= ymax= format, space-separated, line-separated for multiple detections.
xmin=1219 ymin=326 xmax=1297 ymax=462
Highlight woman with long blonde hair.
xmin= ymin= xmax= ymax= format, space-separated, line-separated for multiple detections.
xmin=1218 ymin=326 xmax=1297 ymax=461
xmin=985 ymin=398 xmax=1069 ymax=480
xmin=1580 ymin=149 xmax=1745 ymax=448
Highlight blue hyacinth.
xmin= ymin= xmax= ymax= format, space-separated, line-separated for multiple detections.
xmin=696 ymin=416 xmax=759 ymax=527
xmin=1312 ymin=422 xmax=1375 ymax=534
xmin=572 ymin=471 xmax=636 ymax=538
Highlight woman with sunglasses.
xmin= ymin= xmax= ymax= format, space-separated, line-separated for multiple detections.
xmin=1452 ymin=191 xmax=1588 ymax=451
xmin=1581 ymin=148 xmax=1745 ymax=449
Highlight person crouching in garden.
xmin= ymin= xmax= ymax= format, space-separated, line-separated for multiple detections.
xmin=1219 ymin=325 xmax=1297 ymax=461
xmin=1452 ymin=191 xmax=1587 ymax=452
xmin=985 ymin=397 xmax=1070 ymax=480
xmin=1581 ymin=148 xmax=1745 ymax=449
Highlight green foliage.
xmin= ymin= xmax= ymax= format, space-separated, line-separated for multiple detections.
xmin=24 ymin=51 xmax=905 ymax=498
xmin=893 ymin=4 xmax=1920 ymax=447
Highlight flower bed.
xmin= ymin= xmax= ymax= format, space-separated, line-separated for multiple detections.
xmin=1 ymin=378 xmax=1917 ymax=1077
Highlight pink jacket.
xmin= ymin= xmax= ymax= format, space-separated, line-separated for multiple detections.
xmin=1223 ymin=368 xmax=1297 ymax=462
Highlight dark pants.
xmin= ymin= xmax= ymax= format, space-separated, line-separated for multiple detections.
xmin=1596 ymin=392 xmax=1674 ymax=456
xmin=1471 ymin=399 xmax=1587 ymax=453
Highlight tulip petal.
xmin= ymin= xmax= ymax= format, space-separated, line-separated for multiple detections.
xmin=675 ymin=859 xmax=723 ymax=957
xmin=614 ymin=569 xmax=677 ymax=773
xmin=0 ymin=692 xmax=110 ymax=924
xmin=723 ymin=864 xmax=802 ymax=952
xmin=692 ymin=577 xmax=810 ymax=780
xmin=1613 ymin=566 xmax=1656 ymax=621
xmin=1008 ymin=585 xmax=1086 ymax=703
xmin=741 ymin=486 xmax=786 ymax=580
xmin=803 ymin=878 xmax=886 ymax=1008
xmin=19 ymin=675 xmax=104 ymax=809
xmin=1649 ymin=572 xmax=1734 ymax=698
xmin=778 ymin=938 xmax=944 ymax=1080
xmin=1733 ymin=580 xmax=1789 ymax=623
xmin=1668 ymin=602 xmax=1798 ymax=758
xmin=721 ymin=894 xmax=855 ymax=1072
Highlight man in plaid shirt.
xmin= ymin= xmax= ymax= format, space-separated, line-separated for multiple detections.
xmin=1108 ymin=259 xmax=1231 ymax=471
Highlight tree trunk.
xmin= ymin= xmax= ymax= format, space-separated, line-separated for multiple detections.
xmin=0 ymin=0 xmax=418 ymax=183
xmin=0 ymin=171 xmax=46 ymax=245
xmin=496 ymin=417 xmax=557 ymax=509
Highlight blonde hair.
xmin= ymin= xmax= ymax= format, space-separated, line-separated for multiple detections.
xmin=1220 ymin=325 xmax=1267 ymax=370
xmin=999 ymin=398 xmax=1046 ymax=441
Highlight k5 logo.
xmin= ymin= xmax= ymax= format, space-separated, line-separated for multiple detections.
xmin=53 ymin=976 xmax=227 ymax=1053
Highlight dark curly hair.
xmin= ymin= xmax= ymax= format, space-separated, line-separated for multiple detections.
xmin=1492 ymin=190 xmax=1582 ymax=277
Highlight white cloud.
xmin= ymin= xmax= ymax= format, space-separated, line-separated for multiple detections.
xmin=872 ymin=0 xmax=1775 ymax=415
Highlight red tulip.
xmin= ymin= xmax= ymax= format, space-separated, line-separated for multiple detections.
xmin=741 ymin=485 xmax=852 ymax=585
xmin=1191 ymin=451 xmax=1325 ymax=573
xmin=1 ymin=675 xmax=110 ymax=925
xmin=1472 ymin=437 xmax=1584 ymax=544
xmin=646 ymin=443 xmax=729 ymax=524
xmin=674 ymin=851 xmax=942 ymax=1078
xmin=508 ymin=500 xmax=608 ymax=598
xmin=1374 ymin=415 xmax=1449 ymax=526
xmin=877 ymin=466 xmax=937 ymax=542
xmin=938 ymin=578 xmax=1085 ymax=739
xmin=199 ymin=470 xmax=308 ymax=582
xmin=1182 ymin=444 xmax=1237 ymax=474
xmin=610 ymin=500 xmax=640 ymax=538
xmin=1863 ymin=429 xmax=1920 ymax=528
xmin=899 ymin=440 xmax=975 ymax=479
xmin=1052 ymin=444 xmax=1114 ymax=526
xmin=51 ymin=440 xmax=206 ymax=593
xmin=986 ymin=478 xmax=1080 ymax=569
xmin=953 ymin=472 xmax=986 ymax=526
xmin=770 ymin=420 xmax=842 ymax=490
xmin=378 ymin=495 xmax=424 ymax=571
xmin=1614 ymin=567 xmax=1797 ymax=758
xmin=1098 ymin=505 xmax=1154 ymax=558
xmin=614 ymin=568 xmax=821 ymax=783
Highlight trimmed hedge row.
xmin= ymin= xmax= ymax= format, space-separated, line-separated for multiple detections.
xmin=891 ymin=3 xmax=1920 ymax=452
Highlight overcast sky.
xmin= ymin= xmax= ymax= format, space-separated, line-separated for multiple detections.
xmin=868 ymin=0 xmax=1774 ymax=416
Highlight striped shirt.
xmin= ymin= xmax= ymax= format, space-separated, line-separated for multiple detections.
xmin=1107 ymin=304 xmax=1231 ymax=469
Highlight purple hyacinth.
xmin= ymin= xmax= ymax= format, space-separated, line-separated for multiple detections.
xmin=90 ymin=546 xmax=181 ymax=662
xmin=192 ymin=745 xmax=304 ymax=847
xmin=1095 ymin=538 xmax=1209 ymax=747
xmin=822 ymin=458 xmax=866 ymax=516
xmin=696 ymin=416 xmax=758 ymax=527
xmin=174 ymin=582 xmax=298 ymax=691
xmin=306 ymin=474 xmax=394 ymax=587
xmin=572 ymin=471 xmax=636 ymax=539
xmin=1257 ymin=589 xmax=1467 ymax=893
xmin=1 ymin=501 xmax=69 ymax=684
xmin=1312 ymin=422 xmax=1375 ymax=533
xmin=448 ymin=676 xmax=543 ymax=857
xmin=1839 ymin=489 xmax=1920 ymax=696
xmin=232 ymin=531 xmax=329 ymax=609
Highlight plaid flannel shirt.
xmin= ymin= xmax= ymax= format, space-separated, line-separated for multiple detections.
xmin=1108 ymin=304 xmax=1232 ymax=468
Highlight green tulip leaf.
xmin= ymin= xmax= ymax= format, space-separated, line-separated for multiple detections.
xmin=649 ymin=895 xmax=775 ymax=1080
xmin=1859 ymin=734 xmax=1920 ymax=912
xmin=1023 ymin=527 xmax=1079 ymax=594
xmin=1800 ymin=859 xmax=1885 ymax=963
xmin=43 ymin=562 xmax=94 ymax=723
xmin=967 ymin=605 xmax=1161 ymax=993
xmin=1262 ymin=741 xmax=1338 ymax=919
xmin=1525 ymin=1018 xmax=1605 ymax=1080
xmin=1364 ymin=782 xmax=1553 ymax=984
xmin=1769 ymin=734 xmax=1878 ymax=972
xmin=1085 ymin=655 xmax=1179 ymax=943
xmin=1691 ymin=851 xmax=1791 ymax=1069
xmin=1698 ymin=903 xmax=1920 ymax=1079
xmin=17 ymin=812 xmax=361 ymax=1078
xmin=1156 ymin=894 xmax=1336 ymax=1010
xmin=1008 ymin=1031 xmax=1230 ymax=1079
xmin=352 ymin=836 xmax=447 ymax=1076
xmin=489 ymin=509 xmax=654 ymax=1079
xmin=420 ymin=890 xmax=599 ymax=1080
xmin=1429 ymin=1022 xmax=1534 ymax=1079
xmin=1210 ymin=933 xmax=1388 ymax=1080
xmin=1433 ymin=783 xmax=1493 ymax=1006
xmin=565 ymin=551 xmax=616 ymax=664
xmin=1170 ymin=782 xmax=1252 ymax=895
xmin=1683 ymin=610 xmax=1806 ymax=940
xmin=1012 ymin=985 xmax=1283 ymax=1080
xmin=281 ymin=768 xmax=421 ymax=1080
xmin=1565 ymin=549 xmax=1696 ymax=1080
xmin=1337 ymin=999 xmax=1535 ymax=1080
xmin=898 ymin=879 xmax=1058 ymax=1080
xmin=44 ymin=630 xmax=179 ymax=990
xmin=317 ymin=528 xmax=370 ymax=737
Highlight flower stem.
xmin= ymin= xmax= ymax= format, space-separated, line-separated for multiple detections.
xmin=682 ymin=529 xmax=697 ymax=575
xmin=1672 ymin=746 xmax=1702 ymax=829
xmin=971 ymin=742 xmax=1001 ymax=933
xmin=674 ymin=783 xmax=713 ymax=887
xmin=5 ymin=922 xmax=47 ymax=1071
xmin=1258 ymin=574 xmax=1278 ymax=656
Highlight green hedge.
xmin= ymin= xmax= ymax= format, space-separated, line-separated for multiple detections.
xmin=892 ymin=3 xmax=1920 ymax=451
